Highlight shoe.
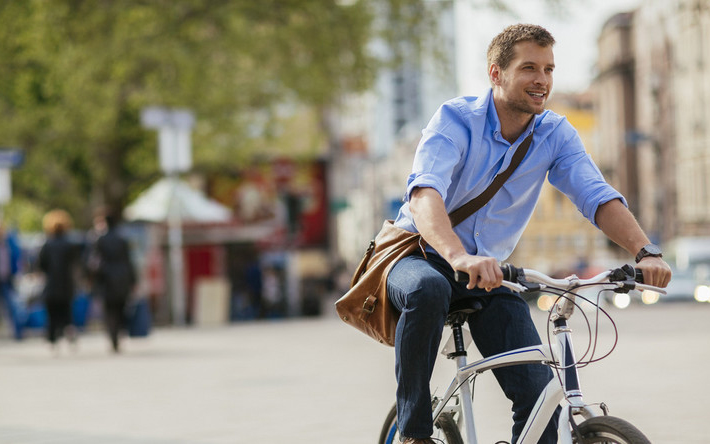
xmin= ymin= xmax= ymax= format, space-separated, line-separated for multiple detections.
xmin=401 ymin=438 xmax=436 ymax=444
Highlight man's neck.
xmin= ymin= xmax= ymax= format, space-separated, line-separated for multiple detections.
xmin=492 ymin=97 xmax=535 ymax=144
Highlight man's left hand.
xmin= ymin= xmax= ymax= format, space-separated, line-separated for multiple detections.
xmin=635 ymin=256 xmax=672 ymax=288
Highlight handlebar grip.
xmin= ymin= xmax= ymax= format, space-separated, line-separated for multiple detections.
xmin=454 ymin=270 xmax=469 ymax=283
xmin=454 ymin=264 xmax=523 ymax=284
xmin=501 ymin=263 xmax=523 ymax=282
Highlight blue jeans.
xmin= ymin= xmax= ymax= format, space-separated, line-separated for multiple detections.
xmin=387 ymin=253 xmax=558 ymax=443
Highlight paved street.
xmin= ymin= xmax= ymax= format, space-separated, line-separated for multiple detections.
xmin=0 ymin=301 xmax=708 ymax=444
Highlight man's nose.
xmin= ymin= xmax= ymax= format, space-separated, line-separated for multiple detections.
xmin=533 ymin=70 xmax=548 ymax=86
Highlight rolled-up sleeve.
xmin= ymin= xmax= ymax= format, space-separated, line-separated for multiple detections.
xmin=547 ymin=123 xmax=627 ymax=227
xmin=405 ymin=102 xmax=470 ymax=202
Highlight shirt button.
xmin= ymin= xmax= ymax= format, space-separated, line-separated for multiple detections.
xmin=475 ymin=232 xmax=480 ymax=237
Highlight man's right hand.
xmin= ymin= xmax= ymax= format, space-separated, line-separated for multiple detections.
xmin=450 ymin=254 xmax=503 ymax=291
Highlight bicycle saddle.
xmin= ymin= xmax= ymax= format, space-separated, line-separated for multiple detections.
xmin=446 ymin=298 xmax=483 ymax=325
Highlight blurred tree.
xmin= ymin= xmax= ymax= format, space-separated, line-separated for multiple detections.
xmin=0 ymin=0 xmax=569 ymax=230
xmin=0 ymin=0 xmax=377 ymax=229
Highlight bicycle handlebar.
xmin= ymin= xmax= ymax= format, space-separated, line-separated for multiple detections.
xmin=454 ymin=263 xmax=665 ymax=295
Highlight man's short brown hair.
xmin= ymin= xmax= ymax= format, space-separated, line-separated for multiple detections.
xmin=487 ymin=24 xmax=555 ymax=71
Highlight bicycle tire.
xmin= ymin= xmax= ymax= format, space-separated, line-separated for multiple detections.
xmin=378 ymin=403 xmax=464 ymax=444
xmin=573 ymin=416 xmax=651 ymax=444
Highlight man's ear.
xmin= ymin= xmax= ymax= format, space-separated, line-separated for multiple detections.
xmin=489 ymin=64 xmax=502 ymax=86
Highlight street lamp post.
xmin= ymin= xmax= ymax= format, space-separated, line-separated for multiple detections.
xmin=141 ymin=107 xmax=195 ymax=325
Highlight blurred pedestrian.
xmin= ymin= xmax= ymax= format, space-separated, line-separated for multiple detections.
xmin=39 ymin=209 xmax=79 ymax=351
xmin=0 ymin=221 xmax=22 ymax=339
xmin=92 ymin=210 xmax=136 ymax=353
xmin=83 ymin=207 xmax=108 ymax=279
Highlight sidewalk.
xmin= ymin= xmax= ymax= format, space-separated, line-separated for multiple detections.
xmin=0 ymin=304 xmax=708 ymax=443
xmin=0 ymin=315 xmax=397 ymax=444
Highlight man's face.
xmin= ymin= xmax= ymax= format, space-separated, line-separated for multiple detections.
xmin=490 ymin=41 xmax=555 ymax=116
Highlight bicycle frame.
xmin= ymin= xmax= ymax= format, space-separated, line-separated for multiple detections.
xmin=432 ymin=313 xmax=596 ymax=444
xmin=379 ymin=265 xmax=663 ymax=444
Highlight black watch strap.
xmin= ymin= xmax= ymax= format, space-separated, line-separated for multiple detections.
xmin=635 ymin=243 xmax=663 ymax=263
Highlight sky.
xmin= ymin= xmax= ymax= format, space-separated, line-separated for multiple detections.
xmin=455 ymin=0 xmax=643 ymax=95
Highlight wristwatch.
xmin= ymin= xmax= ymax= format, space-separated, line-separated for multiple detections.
xmin=635 ymin=243 xmax=663 ymax=263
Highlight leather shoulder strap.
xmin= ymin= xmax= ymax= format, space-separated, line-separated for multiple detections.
xmin=448 ymin=132 xmax=534 ymax=228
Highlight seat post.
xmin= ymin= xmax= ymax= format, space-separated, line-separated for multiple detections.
xmin=446 ymin=314 xmax=468 ymax=359
xmin=445 ymin=298 xmax=482 ymax=359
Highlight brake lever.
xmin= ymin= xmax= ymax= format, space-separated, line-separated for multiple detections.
xmin=609 ymin=265 xmax=637 ymax=282
xmin=609 ymin=265 xmax=668 ymax=294
xmin=613 ymin=280 xmax=637 ymax=294
xmin=519 ymin=281 xmax=542 ymax=292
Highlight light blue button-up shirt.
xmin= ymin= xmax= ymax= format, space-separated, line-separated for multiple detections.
xmin=394 ymin=89 xmax=625 ymax=261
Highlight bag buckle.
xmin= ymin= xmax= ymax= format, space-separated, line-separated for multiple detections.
xmin=362 ymin=295 xmax=378 ymax=314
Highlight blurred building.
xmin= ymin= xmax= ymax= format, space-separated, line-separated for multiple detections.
xmin=670 ymin=1 xmax=710 ymax=239
xmin=594 ymin=0 xmax=710 ymax=266
xmin=329 ymin=1 xmax=458 ymax=269
xmin=594 ymin=12 xmax=639 ymax=218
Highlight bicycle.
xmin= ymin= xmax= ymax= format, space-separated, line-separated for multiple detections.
xmin=378 ymin=263 xmax=665 ymax=444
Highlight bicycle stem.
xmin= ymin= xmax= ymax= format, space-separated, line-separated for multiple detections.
xmin=550 ymin=275 xmax=581 ymax=321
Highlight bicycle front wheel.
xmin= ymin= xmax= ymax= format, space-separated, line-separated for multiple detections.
xmin=378 ymin=403 xmax=463 ymax=444
xmin=573 ymin=416 xmax=651 ymax=444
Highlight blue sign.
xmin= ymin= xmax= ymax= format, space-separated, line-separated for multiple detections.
xmin=0 ymin=149 xmax=23 ymax=168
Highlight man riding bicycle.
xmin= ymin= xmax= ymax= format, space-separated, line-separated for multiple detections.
xmin=387 ymin=23 xmax=671 ymax=444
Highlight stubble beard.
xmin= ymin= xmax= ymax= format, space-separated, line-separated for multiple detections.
xmin=510 ymin=94 xmax=546 ymax=116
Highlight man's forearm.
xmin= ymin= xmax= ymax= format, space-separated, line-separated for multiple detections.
xmin=596 ymin=198 xmax=672 ymax=287
xmin=409 ymin=187 xmax=466 ymax=263
xmin=595 ymin=199 xmax=650 ymax=256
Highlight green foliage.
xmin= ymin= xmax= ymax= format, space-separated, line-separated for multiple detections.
xmin=0 ymin=0 xmax=385 ymax=230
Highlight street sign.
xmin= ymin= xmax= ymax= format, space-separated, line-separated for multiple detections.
xmin=141 ymin=107 xmax=195 ymax=174
xmin=0 ymin=148 xmax=24 ymax=169
xmin=141 ymin=107 xmax=195 ymax=130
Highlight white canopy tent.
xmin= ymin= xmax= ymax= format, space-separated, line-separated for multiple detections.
xmin=123 ymin=178 xmax=232 ymax=223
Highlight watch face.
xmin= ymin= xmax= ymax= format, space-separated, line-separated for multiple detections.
xmin=644 ymin=244 xmax=662 ymax=255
